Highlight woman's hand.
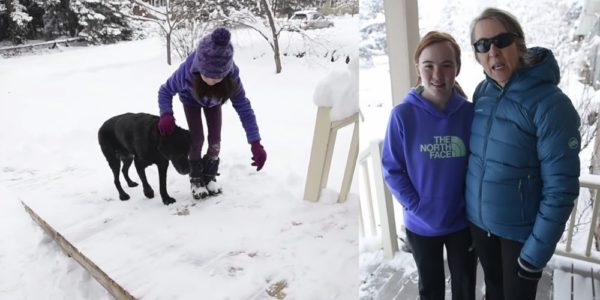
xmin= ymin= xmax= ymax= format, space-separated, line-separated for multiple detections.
xmin=158 ymin=113 xmax=176 ymax=136
xmin=250 ymin=141 xmax=266 ymax=171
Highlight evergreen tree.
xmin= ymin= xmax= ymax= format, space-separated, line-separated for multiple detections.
xmin=23 ymin=0 xmax=45 ymax=38
xmin=71 ymin=0 xmax=133 ymax=44
xmin=0 ymin=2 xmax=9 ymax=41
xmin=3 ymin=0 xmax=32 ymax=44
xmin=42 ymin=0 xmax=78 ymax=39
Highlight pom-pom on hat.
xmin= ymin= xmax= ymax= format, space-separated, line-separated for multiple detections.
xmin=192 ymin=28 xmax=234 ymax=79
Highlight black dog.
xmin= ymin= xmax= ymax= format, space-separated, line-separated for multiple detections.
xmin=98 ymin=113 xmax=190 ymax=205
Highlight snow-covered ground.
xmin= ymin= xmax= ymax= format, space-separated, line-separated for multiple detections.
xmin=0 ymin=16 xmax=360 ymax=299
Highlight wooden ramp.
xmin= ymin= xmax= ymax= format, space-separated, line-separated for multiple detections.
xmin=18 ymin=194 xmax=290 ymax=299
xmin=21 ymin=201 xmax=135 ymax=300
xmin=14 ymin=169 xmax=356 ymax=300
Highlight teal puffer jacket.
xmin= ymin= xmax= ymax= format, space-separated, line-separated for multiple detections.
xmin=465 ymin=47 xmax=581 ymax=269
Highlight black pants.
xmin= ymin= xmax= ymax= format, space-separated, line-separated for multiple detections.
xmin=469 ymin=223 xmax=539 ymax=300
xmin=406 ymin=228 xmax=477 ymax=300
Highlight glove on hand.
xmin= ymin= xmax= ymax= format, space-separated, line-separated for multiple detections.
xmin=250 ymin=141 xmax=266 ymax=171
xmin=158 ymin=113 xmax=176 ymax=136
xmin=517 ymin=256 xmax=543 ymax=281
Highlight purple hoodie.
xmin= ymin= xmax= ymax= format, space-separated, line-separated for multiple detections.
xmin=157 ymin=53 xmax=260 ymax=143
xmin=381 ymin=88 xmax=474 ymax=236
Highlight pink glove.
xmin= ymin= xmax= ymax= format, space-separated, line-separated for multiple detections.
xmin=251 ymin=141 xmax=266 ymax=171
xmin=158 ymin=113 xmax=176 ymax=136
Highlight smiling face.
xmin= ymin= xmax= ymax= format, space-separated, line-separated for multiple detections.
xmin=416 ymin=41 xmax=459 ymax=106
xmin=473 ymin=19 xmax=521 ymax=87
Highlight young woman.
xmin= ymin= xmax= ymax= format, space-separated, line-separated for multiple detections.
xmin=157 ymin=27 xmax=267 ymax=199
xmin=381 ymin=31 xmax=477 ymax=300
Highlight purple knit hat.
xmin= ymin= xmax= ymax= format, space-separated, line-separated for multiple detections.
xmin=192 ymin=28 xmax=234 ymax=79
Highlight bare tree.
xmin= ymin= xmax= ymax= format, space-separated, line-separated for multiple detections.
xmin=127 ymin=0 xmax=218 ymax=65
xmin=223 ymin=1 xmax=283 ymax=73
xmin=261 ymin=0 xmax=282 ymax=73
xmin=126 ymin=0 xmax=179 ymax=65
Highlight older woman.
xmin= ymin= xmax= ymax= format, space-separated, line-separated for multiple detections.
xmin=466 ymin=8 xmax=581 ymax=300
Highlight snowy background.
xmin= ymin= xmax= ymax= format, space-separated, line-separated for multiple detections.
xmin=0 ymin=16 xmax=360 ymax=299
xmin=359 ymin=0 xmax=600 ymax=298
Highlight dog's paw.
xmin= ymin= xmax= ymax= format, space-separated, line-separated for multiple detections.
xmin=163 ymin=197 xmax=176 ymax=205
xmin=143 ymin=187 xmax=155 ymax=199
xmin=119 ymin=193 xmax=130 ymax=201
xmin=127 ymin=181 xmax=139 ymax=187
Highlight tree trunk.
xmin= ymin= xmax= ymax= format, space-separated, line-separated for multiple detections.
xmin=591 ymin=122 xmax=600 ymax=250
xmin=323 ymin=0 xmax=333 ymax=11
xmin=166 ymin=31 xmax=172 ymax=65
xmin=165 ymin=0 xmax=172 ymax=65
xmin=261 ymin=0 xmax=281 ymax=73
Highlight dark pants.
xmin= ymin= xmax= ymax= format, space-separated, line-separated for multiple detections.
xmin=183 ymin=105 xmax=222 ymax=160
xmin=406 ymin=228 xmax=477 ymax=300
xmin=469 ymin=223 xmax=539 ymax=300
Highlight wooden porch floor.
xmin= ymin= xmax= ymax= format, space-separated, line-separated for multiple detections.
xmin=363 ymin=256 xmax=554 ymax=300
xmin=553 ymin=263 xmax=600 ymax=300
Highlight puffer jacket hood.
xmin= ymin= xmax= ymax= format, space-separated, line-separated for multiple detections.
xmin=512 ymin=47 xmax=560 ymax=90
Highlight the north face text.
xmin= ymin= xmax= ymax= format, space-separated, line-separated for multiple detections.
xmin=419 ymin=136 xmax=466 ymax=159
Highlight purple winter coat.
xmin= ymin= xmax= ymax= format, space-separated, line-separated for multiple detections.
xmin=157 ymin=53 xmax=260 ymax=143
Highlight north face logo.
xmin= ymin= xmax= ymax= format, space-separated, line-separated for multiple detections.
xmin=419 ymin=136 xmax=466 ymax=159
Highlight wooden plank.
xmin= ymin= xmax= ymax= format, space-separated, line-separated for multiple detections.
xmin=331 ymin=113 xmax=359 ymax=130
xmin=320 ymin=125 xmax=336 ymax=189
xmin=303 ymin=106 xmax=331 ymax=201
xmin=21 ymin=201 xmax=136 ymax=300
xmin=553 ymin=267 xmax=572 ymax=300
xmin=587 ymin=191 xmax=600 ymax=257
xmin=0 ymin=37 xmax=83 ymax=51
xmin=360 ymin=161 xmax=377 ymax=236
xmin=573 ymin=270 xmax=594 ymax=299
xmin=370 ymin=141 xmax=398 ymax=258
xmin=338 ymin=118 xmax=358 ymax=203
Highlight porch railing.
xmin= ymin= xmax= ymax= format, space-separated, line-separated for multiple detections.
xmin=555 ymin=174 xmax=600 ymax=264
xmin=359 ymin=140 xmax=398 ymax=258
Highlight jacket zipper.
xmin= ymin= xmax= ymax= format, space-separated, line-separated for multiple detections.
xmin=477 ymin=85 xmax=506 ymax=231
xmin=518 ymin=178 xmax=524 ymax=220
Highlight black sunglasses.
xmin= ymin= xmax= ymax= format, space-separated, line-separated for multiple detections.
xmin=473 ymin=32 xmax=520 ymax=53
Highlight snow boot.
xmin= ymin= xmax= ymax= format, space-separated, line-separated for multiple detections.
xmin=202 ymin=155 xmax=222 ymax=195
xmin=189 ymin=159 xmax=209 ymax=200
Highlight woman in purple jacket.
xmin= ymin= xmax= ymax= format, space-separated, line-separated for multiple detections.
xmin=381 ymin=31 xmax=476 ymax=300
xmin=157 ymin=27 xmax=266 ymax=199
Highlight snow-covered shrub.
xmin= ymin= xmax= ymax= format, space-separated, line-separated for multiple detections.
xmin=171 ymin=20 xmax=216 ymax=61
